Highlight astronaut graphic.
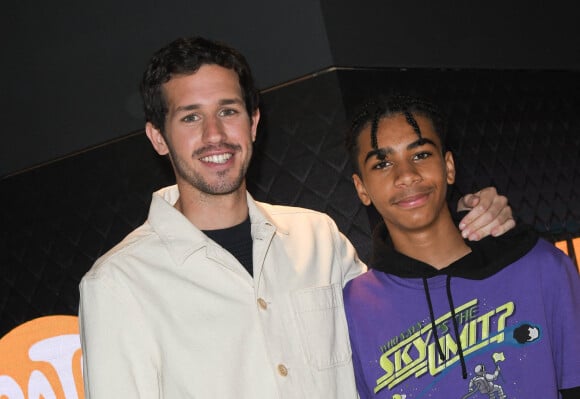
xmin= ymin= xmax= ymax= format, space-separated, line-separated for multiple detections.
xmin=461 ymin=353 xmax=507 ymax=399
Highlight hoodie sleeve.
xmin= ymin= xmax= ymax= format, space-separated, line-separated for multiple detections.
xmin=539 ymin=241 xmax=580 ymax=391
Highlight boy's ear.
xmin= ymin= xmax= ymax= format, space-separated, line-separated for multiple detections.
xmin=445 ymin=151 xmax=456 ymax=185
xmin=145 ymin=122 xmax=169 ymax=156
xmin=352 ymin=174 xmax=372 ymax=206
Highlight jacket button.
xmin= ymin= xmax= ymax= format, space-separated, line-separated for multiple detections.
xmin=277 ymin=364 xmax=288 ymax=377
xmin=257 ymin=298 xmax=268 ymax=310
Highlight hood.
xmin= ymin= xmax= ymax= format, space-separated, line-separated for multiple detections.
xmin=368 ymin=221 xmax=538 ymax=379
xmin=369 ymin=222 xmax=539 ymax=279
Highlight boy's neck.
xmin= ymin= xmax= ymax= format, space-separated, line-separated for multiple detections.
xmin=388 ymin=211 xmax=472 ymax=270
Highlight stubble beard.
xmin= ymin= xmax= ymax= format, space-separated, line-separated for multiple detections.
xmin=170 ymin=144 xmax=250 ymax=196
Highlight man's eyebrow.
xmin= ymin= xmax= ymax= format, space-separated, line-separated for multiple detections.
xmin=174 ymin=98 xmax=244 ymax=113
xmin=175 ymin=104 xmax=201 ymax=113
xmin=219 ymin=98 xmax=244 ymax=106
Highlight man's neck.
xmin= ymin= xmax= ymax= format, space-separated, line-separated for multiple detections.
xmin=174 ymin=182 xmax=250 ymax=230
xmin=388 ymin=212 xmax=471 ymax=270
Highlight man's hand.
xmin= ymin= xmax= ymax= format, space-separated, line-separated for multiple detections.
xmin=457 ymin=187 xmax=516 ymax=241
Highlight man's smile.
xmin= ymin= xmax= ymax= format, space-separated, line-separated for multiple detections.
xmin=200 ymin=153 xmax=233 ymax=164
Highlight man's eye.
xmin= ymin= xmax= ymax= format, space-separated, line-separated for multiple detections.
xmin=182 ymin=114 xmax=200 ymax=123
xmin=219 ymin=108 xmax=238 ymax=117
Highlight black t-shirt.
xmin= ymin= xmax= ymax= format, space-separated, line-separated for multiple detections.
xmin=203 ymin=217 xmax=253 ymax=276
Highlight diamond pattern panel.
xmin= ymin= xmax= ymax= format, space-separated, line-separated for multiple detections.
xmin=247 ymin=72 xmax=370 ymax=260
xmin=1 ymin=68 xmax=578 ymax=337
xmin=0 ymin=134 xmax=175 ymax=336
xmin=338 ymin=69 xmax=580 ymax=240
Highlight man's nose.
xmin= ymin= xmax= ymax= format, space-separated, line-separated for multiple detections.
xmin=202 ymin=115 xmax=226 ymax=142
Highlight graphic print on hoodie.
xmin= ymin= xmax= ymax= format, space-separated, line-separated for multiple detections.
xmin=344 ymin=225 xmax=580 ymax=399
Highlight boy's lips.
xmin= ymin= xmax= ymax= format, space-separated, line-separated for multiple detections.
xmin=391 ymin=189 xmax=432 ymax=208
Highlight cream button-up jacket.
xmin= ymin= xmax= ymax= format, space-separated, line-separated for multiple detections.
xmin=79 ymin=185 xmax=366 ymax=398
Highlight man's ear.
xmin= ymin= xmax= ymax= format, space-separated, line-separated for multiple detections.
xmin=145 ymin=122 xmax=169 ymax=156
xmin=445 ymin=151 xmax=456 ymax=185
xmin=250 ymin=108 xmax=260 ymax=143
xmin=352 ymin=173 xmax=372 ymax=206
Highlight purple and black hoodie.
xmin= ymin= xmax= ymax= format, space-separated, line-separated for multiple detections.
xmin=344 ymin=224 xmax=580 ymax=398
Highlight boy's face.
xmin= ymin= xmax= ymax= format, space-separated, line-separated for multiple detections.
xmin=352 ymin=113 xmax=456 ymax=234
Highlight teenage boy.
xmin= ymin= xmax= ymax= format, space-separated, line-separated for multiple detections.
xmin=343 ymin=95 xmax=580 ymax=398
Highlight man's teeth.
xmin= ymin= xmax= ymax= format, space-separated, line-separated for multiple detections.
xmin=200 ymin=153 xmax=232 ymax=164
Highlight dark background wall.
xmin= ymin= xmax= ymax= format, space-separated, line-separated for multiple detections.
xmin=322 ymin=1 xmax=580 ymax=70
xmin=2 ymin=0 xmax=332 ymax=177
xmin=1 ymin=0 xmax=579 ymax=338
xmin=2 ymin=0 xmax=579 ymax=178
xmin=2 ymin=66 xmax=579 ymax=339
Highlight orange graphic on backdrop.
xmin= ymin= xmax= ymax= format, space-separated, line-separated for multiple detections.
xmin=0 ymin=315 xmax=84 ymax=399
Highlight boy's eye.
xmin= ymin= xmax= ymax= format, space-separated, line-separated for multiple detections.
xmin=372 ymin=160 xmax=391 ymax=170
xmin=414 ymin=151 xmax=432 ymax=160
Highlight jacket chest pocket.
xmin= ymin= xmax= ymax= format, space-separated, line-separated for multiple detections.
xmin=291 ymin=283 xmax=352 ymax=369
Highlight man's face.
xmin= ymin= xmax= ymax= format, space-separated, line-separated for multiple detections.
xmin=352 ymin=113 xmax=455 ymax=234
xmin=146 ymin=64 xmax=259 ymax=197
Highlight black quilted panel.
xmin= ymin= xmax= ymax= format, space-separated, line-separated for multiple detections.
xmin=247 ymin=72 xmax=372 ymax=261
xmin=1 ymin=68 xmax=579 ymax=337
xmin=337 ymin=69 xmax=580 ymax=241
xmin=0 ymin=134 xmax=175 ymax=336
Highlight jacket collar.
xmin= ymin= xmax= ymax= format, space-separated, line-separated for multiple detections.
xmin=148 ymin=185 xmax=282 ymax=267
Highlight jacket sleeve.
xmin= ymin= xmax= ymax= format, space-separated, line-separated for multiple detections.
xmin=328 ymin=217 xmax=367 ymax=286
xmin=79 ymin=271 xmax=159 ymax=398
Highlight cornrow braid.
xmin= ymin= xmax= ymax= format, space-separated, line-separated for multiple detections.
xmin=348 ymin=99 xmax=375 ymax=144
xmin=404 ymin=109 xmax=422 ymax=138
xmin=345 ymin=94 xmax=447 ymax=175
xmin=370 ymin=107 xmax=382 ymax=150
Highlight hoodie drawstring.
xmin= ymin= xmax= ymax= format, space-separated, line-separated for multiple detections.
xmin=422 ymin=277 xmax=445 ymax=361
xmin=422 ymin=275 xmax=468 ymax=379
xmin=446 ymin=274 xmax=468 ymax=379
